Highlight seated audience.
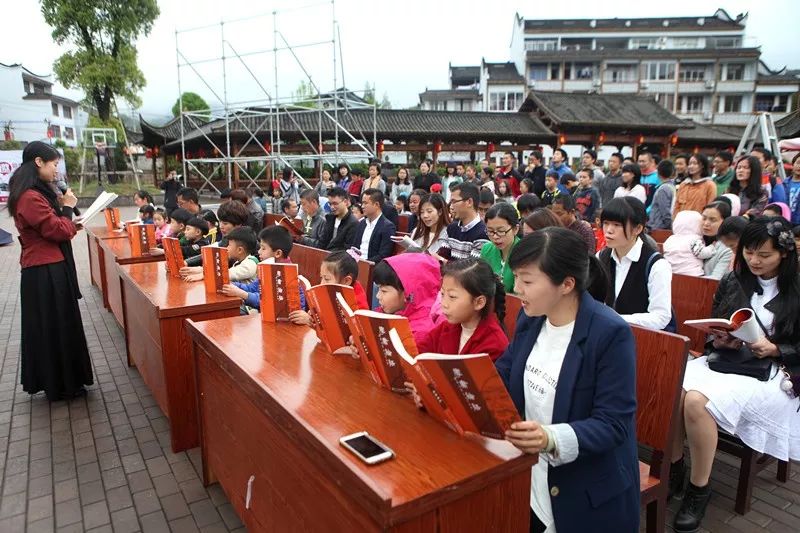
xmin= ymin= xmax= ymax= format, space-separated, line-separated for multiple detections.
xmin=350 ymin=188 xmax=396 ymax=263
xmin=663 ymin=210 xmax=705 ymax=276
xmin=522 ymin=207 xmax=563 ymax=237
xmin=613 ymin=164 xmax=647 ymax=204
xmin=441 ymin=182 xmax=489 ymax=260
xmin=396 ymin=193 xmax=449 ymax=254
xmin=674 ymin=154 xmax=717 ymax=216
xmin=550 ymin=195 xmax=596 ymax=254
xmin=318 ymin=187 xmax=358 ymax=252
xmin=480 ymin=203 xmax=520 ymax=294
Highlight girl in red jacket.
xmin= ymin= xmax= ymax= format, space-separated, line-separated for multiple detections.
xmin=417 ymin=258 xmax=509 ymax=361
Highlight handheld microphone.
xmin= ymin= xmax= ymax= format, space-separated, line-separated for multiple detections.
xmin=57 ymin=181 xmax=80 ymax=216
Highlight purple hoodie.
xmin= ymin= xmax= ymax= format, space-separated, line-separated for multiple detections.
xmin=380 ymin=254 xmax=442 ymax=344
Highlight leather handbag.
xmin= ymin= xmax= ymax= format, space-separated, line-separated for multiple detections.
xmin=706 ymin=347 xmax=772 ymax=381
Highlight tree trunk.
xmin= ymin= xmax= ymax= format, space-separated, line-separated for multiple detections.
xmin=95 ymin=95 xmax=111 ymax=122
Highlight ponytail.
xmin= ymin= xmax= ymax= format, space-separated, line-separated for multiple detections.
xmin=492 ymin=273 xmax=507 ymax=332
xmin=441 ymin=258 xmax=505 ymax=324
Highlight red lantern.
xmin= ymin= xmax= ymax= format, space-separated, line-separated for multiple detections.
xmin=197 ymin=148 xmax=207 ymax=159
xmin=175 ymin=152 xmax=181 ymax=162
xmin=47 ymin=126 xmax=53 ymax=138
xmin=598 ymin=132 xmax=606 ymax=145
xmin=153 ymin=146 xmax=160 ymax=157
xmin=636 ymin=135 xmax=645 ymax=146
xmin=693 ymin=145 xmax=700 ymax=154
xmin=318 ymin=142 xmax=324 ymax=154
xmin=434 ymin=141 xmax=443 ymax=155
xmin=670 ymin=134 xmax=679 ymax=146
xmin=145 ymin=148 xmax=153 ymax=159
xmin=557 ymin=134 xmax=567 ymax=146
xmin=376 ymin=141 xmax=384 ymax=157
xmin=263 ymin=141 xmax=271 ymax=153
xmin=486 ymin=142 xmax=496 ymax=155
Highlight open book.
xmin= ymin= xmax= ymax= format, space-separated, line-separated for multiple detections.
xmin=76 ymin=192 xmax=119 ymax=228
xmin=684 ymin=308 xmax=763 ymax=344
xmin=259 ymin=262 xmax=302 ymax=322
xmin=128 ymin=224 xmax=156 ymax=257
xmin=337 ymin=293 xmax=412 ymax=392
xmin=163 ymin=237 xmax=184 ymax=277
xmin=389 ymin=329 xmax=520 ymax=440
xmin=299 ymin=276 xmax=358 ymax=354
xmin=201 ymin=246 xmax=229 ymax=294
xmin=275 ymin=216 xmax=304 ymax=238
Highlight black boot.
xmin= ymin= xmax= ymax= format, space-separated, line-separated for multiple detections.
xmin=673 ymin=482 xmax=712 ymax=533
xmin=668 ymin=457 xmax=686 ymax=500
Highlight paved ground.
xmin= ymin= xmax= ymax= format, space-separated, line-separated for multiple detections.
xmin=0 ymin=205 xmax=797 ymax=532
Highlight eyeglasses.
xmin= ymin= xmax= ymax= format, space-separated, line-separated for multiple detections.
xmin=487 ymin=227 xmax=514 ymax=237
xmin=449 ymin=198 xmax=466 ymax=205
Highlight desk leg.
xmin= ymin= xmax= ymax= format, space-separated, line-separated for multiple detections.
xmin=121 ymin=278 xmax=134 ymax=368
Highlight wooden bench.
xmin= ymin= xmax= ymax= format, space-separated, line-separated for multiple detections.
xmin=650 ymin=229 xmax=672 ymax=244
xmin=504 ymin=294 xmax=523 ymax=341
xmin=632 ymin=325 xmax=689 ymax=533
xmin=397 ymin=214 xmax=411 ymax=233
xmin=671 ymin=274 xmax=719 ymax=353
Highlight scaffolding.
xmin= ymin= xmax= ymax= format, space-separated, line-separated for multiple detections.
xmin=174 ymin=0 xmax=377 ymax=194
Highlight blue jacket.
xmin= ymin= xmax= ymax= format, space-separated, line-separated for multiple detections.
xmin=495 ymin=291 xmax=640 ymax=533
xmin=233 ymin=277 xmax=306 ymax=311
xmin=349 ymin=214 xmax=396 ymax=263
xmin=783 ymin=179 xmax=800 ymax=224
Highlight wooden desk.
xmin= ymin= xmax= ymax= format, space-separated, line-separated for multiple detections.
xmin=187 ymin=316 xmax=535 ymax=532
xmin=85 ymin=226 xmax=127 ymax=308
xmin=98 ymin=237 xmax=165 ymax=329
xmin=118 ymin=262 xmax=241 ymax=452
xmin=292 ymin=243 xmax=375 ymax=306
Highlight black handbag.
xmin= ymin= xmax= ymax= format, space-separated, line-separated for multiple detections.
xmin=706 ymin=310 xmax=773 ymax=381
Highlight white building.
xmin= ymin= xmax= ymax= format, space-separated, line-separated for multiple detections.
xmin=0 ymin=62 xmax=88 ymax=147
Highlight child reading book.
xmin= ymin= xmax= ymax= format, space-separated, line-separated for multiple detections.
xmin=288 ymin=251 xmax=368 ymax=326
xmin=180 ymin=217 xmax=211 ymax=259
xmin=417 ymin=258 xmax=509 ymax=361
xmin=372 ymin=253 xmax=441 ymax=344
xmin=153 ymin=208 xmax=171 ymax=243
xmin=182 ymin=226 xmax=259 ymax=283
xmin=221 ymin=226 xmax=304 ymax=312
xmin=138 ymin=205 xmax=155 ymax=224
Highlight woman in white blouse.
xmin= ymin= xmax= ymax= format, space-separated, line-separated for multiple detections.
xmin=613 ymin=163 xmax=648 ymax=204
xmin=392 ymin=193 xmax=449 ymax=254
xmin=496 ymin=227 xmax=640 ymax=532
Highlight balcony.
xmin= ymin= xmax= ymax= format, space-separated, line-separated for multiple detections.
xmin=528 ymin=80 xmax=563 ymax=91
xmin=601 ymin=82 xmax=638 ymax=94
xmin=639 ymin=80 xmax=676 ymax=93
xmin=716 ymin=80 xmax=756 ymax=92
xmin=678 ymin=82 xmax=712 ymax=94
xmin=712 ymin=112 xmax=754 ymax=126
xmin=563 ymin=80 xmax=593 ymax=91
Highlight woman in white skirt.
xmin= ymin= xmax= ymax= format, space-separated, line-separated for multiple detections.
xmin=669 ymin=216 xmax=800 ymax=533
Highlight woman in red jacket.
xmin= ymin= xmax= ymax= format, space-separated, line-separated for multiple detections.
xmin=8 ymin=141 xmax=92 ymax=401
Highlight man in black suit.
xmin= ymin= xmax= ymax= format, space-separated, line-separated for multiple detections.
xmin=350 ymin=188 xmax=396 ymax=263
xmin=318 ymin=187 xmax=358 ymax=252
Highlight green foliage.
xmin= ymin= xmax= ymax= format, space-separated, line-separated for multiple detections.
xmin=0 ymin=140 xmax=22 ymax=150
xmin=87 ymin=115 xmax=126 ymax=147
xmin=172 ymin=92 xmax=211 ymax=118
xmin=41 ymin=0 xmax=160 ymax=121
xmin=363 ymin=82 xmax=376 ymax=105
xmin=62 ymin=147 xmax=81 ymax=179
xmin=54 ymin=139 xmax=67 ymax=148
xmin=292 ymin=81 xmax=317 ymax=109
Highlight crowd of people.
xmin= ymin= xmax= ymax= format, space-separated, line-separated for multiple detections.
xmin=12 ymin=137 xmax=799 ymax=533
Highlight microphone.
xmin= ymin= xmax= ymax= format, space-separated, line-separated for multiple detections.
xmin=57 ymin=181 xmax=80 ymax=216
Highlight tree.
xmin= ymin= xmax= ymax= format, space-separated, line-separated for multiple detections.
xmin=41 ymin=0 xmax=160 ymax=122
xmin=379 ymin=92 xmax=392 ymax=110
xmin=291 ymin=81 xmax=316 ymax=108
xmin=172 ymin=92 xmax=211 ymax=118
xmin=363 ymin=82 xmax=376 ymax=106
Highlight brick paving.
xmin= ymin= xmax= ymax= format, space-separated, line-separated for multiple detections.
xmin=0 ymin=205 xmax=797 ymax=532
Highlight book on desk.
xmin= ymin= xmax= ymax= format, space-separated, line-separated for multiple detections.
xmin=128 ymin=223 xmax=156 ymax=257
xmin=163 ymin=237 xmax=185 ymax=277
xmin=202 ymin=246 xmax=229 ymax=294
xmin=299 ymin=276 xmax=357 ymax=354
xmin=259 ymin=262 xmax=302 ymax=322
xmin=389 ymin=328 xmax=520 ymax=440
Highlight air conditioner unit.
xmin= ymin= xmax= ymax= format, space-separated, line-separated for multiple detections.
xmin=592 ymin=79 xmax=602 ymax=87
xmin=704 ymin=79 xmax=715 ymax=89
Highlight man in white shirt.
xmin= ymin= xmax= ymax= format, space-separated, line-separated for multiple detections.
xmin=350 ymin=188 xmax=396 ymax=262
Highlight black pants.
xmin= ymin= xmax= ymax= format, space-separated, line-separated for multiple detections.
xmin=530 ymin=509 xmax=546 ymax=533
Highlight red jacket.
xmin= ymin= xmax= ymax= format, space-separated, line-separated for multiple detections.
xmin=417 ymin=314 xmax=509 ymax=361
xmin=353 ymin=281 xmax=368 ymax=310
xmin=13 ymin=189 xmax=77 ymax=268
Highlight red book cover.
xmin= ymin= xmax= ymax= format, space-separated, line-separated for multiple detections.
xmin=300 ymin=277 xmax=358 ymax=354
xmin=104 ymin=207 xmax=121 ymax=232
xmin=259 ymin=262 xmax=301 ymax=322
xmin=163 ymin=237 xmax=184 ymax=277
xmin=201 ymin=246 xmax=229 ymax=294
xmin=128 ymin=224 xmax=156 ymax=257
xmin=338 ymin=295 xmax=412 ymax=392
xmin=389 ymin=329 xmax=520 ymax=440
xmin=276 ymin=216 xmax=304 ymax=238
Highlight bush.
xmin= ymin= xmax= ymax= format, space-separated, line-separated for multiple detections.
xmin=62 ymin=147 xmax=81 ymax=180
xmin=0 ymin=140 xmax=22 ymax=150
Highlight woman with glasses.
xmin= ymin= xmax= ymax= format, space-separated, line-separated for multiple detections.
xmin=480 ymin=202 xmax=520 ymax=293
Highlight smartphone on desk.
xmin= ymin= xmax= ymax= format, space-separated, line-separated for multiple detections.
xmin=339 ymin=432 xmax=394 ymax=465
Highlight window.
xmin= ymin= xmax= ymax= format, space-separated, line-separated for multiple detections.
xmin=685 ymin=96 xmax=704 ymax=112
xmin=550 ymin=63 xmax=561 ymax=80
xmin=63 ymin=106 xmax=72 ymax=119
xmin=723 ymin=95 xmax=743 ymax=113
xmin=489 ymin=91 xmax=524 ymax=111
xmin=529 ymin=63 xmax=548 ymax=81
xmin=65 ymin=127 xmax=74 ymax=140
xmin=574 ymin=63 xmax=595 ymax=80
xmin=643 ymin=62 xmax=676 ymax=81
xmin=679 ymin=65 xmax=708 ymax=82
xmin=526 ymin=39 xmax=557 ymax=51
xmin=713 ymin=37 xmax=740 ymax=49
xmin=51 ymin=125 xmax=61 ymax=138
xmin=654 ymin=93 xmax=675 ymax=112
xmin=725 ymin=64 xmax=745 ymax=81
xmin=755 ymin=95 xmax=774 ymax=112
xmin=33 ymin=84 xmax=44 ymax=95
xmin=672 ymin=38 xmax=700 ymax=49
xmin=605 ymin=64 xmax=637 ymax=83
xmin=51 ymin=102 xmax=59 ymax=116
xmin=630 ymin=38 xmax=658 ymax=50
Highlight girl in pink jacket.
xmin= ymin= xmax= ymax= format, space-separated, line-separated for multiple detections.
xmin=663 ymin=210 xmax=705 ymax=276
xmin=372 ymin=253 xmax=442 ymax=345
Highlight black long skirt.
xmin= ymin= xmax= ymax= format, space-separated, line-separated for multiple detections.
xmin=20 ymin=261 xmax=93 ymax=400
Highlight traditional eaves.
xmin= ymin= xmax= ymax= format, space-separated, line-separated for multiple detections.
xmin=776 ymin=110 xmax=800 ymax=139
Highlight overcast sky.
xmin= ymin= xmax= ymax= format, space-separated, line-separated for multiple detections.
xmin=2 ymin=0 xmax=797 ymax=122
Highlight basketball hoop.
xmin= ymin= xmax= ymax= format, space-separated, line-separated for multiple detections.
xmin=95 ymin=142 xmax=107 ymax=156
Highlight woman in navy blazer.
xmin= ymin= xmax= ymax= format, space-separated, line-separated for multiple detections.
xmin=496 ymin=228 xmax=639 ymax=533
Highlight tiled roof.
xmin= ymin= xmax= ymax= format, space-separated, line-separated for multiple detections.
xmin=674 ymin=121 xmax=742 ymax=143
xmin=450 ymin=65 xmax=480 ymax=82
xmin=485 ymin=62 xmax=525 ymax=84
xmin=419 ymin=89 xmax=480 ymax=100
xmin=777 ymin=110 xmax=800 ymax=138
xmin=523 ymin=13 xmax=744 ymax=33
xmin=520 ymin=90 xmax=687 ymax=131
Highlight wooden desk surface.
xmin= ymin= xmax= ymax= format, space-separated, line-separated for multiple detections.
xmin=98 ymin=236 xmax=165 ymax=266
xmin=117 ymin=262 xmax=240 ymax=318
xmin=187 ymin=315 xmax=535 ymax=521
xmin=85 ymin=226 xmax=128 ymax=240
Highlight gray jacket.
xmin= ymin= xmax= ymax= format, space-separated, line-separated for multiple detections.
xmin=647 ymin=180 xmax=675 ymax=231
xmin=301 ymin=211 xmax=326 ymax=248
xmin=702 ymin=241 xmax=733 ymax=280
